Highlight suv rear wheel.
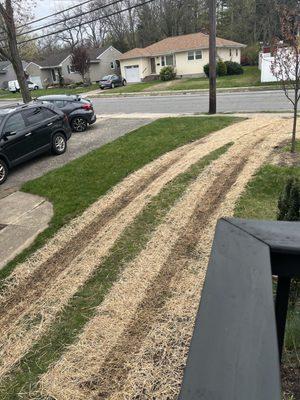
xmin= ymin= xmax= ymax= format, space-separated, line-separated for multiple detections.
xmin=0 ymin=159 xmax=8 ymax=185
xmin=71 ymin=117 xmax=87 ymax=132
xmin=52 ymin=133 xmax=67 ymax=155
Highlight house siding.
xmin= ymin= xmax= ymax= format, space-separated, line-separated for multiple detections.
xmin=0 ymin=62 xmax=28 ymax=88
xmin=120 ymin=47 xmax=242 ymax=80
xmin=90 ymin=46 xmax=123 ymax=82
xmin=25 ymin=63 xmax=41 ymax=77
xmin=60 ymin=47 xmax=123 ymax=83
xmin=120 ymin=57 xmax=151 ymax=81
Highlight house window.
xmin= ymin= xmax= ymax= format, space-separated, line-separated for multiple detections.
xmin=161 ymin=55 xmax=174 ymax=66
xmin=195 ymin=50 xmax=202 ymax=59
xmin=69 ymin=65 xmax=77 ymax=73
xmin=229 ymin=48 xmax=232 ymax=57
xmin=51 ymin=69 xmax=56 ymax=81
xmin=110 ymin=61 xmax=115 ymax=69
xmin=188 ymin=51 xmax=194 ymax=60
xmin=188 ymin=50 xmax=202 ymax=60
xmin=236 ymin=49 xmax=238 ymax=56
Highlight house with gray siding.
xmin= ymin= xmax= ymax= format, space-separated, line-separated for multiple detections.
xmin=0 ymin=60 xmax=41 ymax=88
xmin=37 ymin=46 xmax=122 ymax=87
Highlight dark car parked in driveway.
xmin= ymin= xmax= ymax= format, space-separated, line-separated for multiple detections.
xmin=0 ymin=103 xmax=72 ymax=184
xmin=99 ymin=75 xmax=126 ymax=89
xmin=36 ymin=95 xmax=96 ymax=132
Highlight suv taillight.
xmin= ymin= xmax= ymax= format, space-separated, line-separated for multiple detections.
xmin=82 ymin=103 xmax=92 ymax=110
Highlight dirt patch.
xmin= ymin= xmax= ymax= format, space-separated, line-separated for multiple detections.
xmin=82 ymin=156 xmax=249 ymax=398
xmin=282 ymin=362 xmax=300 ymax=400
xmin=39 ymin=118 xmax=291 ymax=400
xmin=142 ymin=80 xmax=181 ymax=91
xmin=0 ymin=118 xmax=267 ymax=379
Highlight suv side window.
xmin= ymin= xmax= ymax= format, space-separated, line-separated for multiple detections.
xmin=23 ymin=107 xmax=55 ymax=126
xmin=3 ymin=112 xmax=26 ymax=134
xmin=53 ymin=100 xmax=65 ymax=108
xmin=22 ymin=107 xmax=43 ymax=126
xmin=40 ymin=107 xmax=56 ymax=119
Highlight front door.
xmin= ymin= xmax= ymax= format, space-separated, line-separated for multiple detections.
xmin=150 ymin=58 xmax=156 ymax=74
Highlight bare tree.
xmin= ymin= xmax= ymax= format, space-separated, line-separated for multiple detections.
xmin=0 ymin=0 xmax=34 ymax=103
xmin=271 ymin=6 xmax=300 ymax=153
xmin=71 ymin=46 xmax=90 ymax=82
xmin=53 ymin=5 xmax=86 ymax=49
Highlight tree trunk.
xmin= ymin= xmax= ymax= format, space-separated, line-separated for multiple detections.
xmin=291 ymin=102 xmax=297 ymax=153
xmin=5 ymin=0 xmax=31 ymax=103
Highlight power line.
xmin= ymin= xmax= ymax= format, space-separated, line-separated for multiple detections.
xmin=15 ymin=0 xmax=127 ymax=38
xmin=20 ymin=0 xmax=95 ymax=29
xmin=18 ymin=0 xmax=155 ymax=45
xmin=0 ymin=0 xmax=95 ymax=37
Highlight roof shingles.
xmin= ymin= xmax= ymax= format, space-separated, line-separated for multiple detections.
xmin=119 ymin=32 xmax=245 ymax=60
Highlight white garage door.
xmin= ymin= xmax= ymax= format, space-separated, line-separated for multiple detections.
xmin=125 ymin=65 xmax=140 ymax=83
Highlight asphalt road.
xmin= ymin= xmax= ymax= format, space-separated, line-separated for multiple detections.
xmin=92 ymin=90 xmax=291 ymax=114
xmin=0 ymin=118 xmax=153 ymax=197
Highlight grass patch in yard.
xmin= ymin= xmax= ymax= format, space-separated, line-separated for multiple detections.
xmin=169 ymin=66 xmax=279 ymax=91
xmin=234 ymin=161 xmax=300 ymax=399
xmin=107 ymin=81 xmax=160 ymax=93
xmin=0 ymin=143 xmax=232 ymax=398
xmin=105 ymin=67 xmax=279 ymax=94
xmin=235 ymin=164 xmax=300 ymax=220
xmin=98 ymin=67 xmax=279 ymax=94
xmin=0 ymin=116 xmax=240 ymax=285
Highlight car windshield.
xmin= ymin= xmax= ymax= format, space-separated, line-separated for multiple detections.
xmin=102 ymin=75 xmax=113 ymax=80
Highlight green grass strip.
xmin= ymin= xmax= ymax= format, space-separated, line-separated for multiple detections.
xmin=235 ymin=164 xmax=300 ymax=220
xmin=0 ymin=116 xmax=240 ymax=284
xmin=0 ymin=144 xmax=232 ymax=399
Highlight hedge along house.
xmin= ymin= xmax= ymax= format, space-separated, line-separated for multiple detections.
xmin=36 ymin=46 xmax=122 ymax=87
xmin=119 ymin=32 xmax=246 ymax=83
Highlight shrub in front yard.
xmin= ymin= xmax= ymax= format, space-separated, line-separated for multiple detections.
xmin=203 ymin=63 xmax=209 ymax=77
xmin=217 ymin=60 xmax=227 ymax=76
xmin=204 ymin=60 xmax=228 ymax=77
xmin=224 ymin=61 xmax=244 ymax=75
xmin=277 ymin=177 xmax=300 ymax=221
xmin=160 ymin=66 xmax=176 ymax=81
xmin=241 ymin=44 xmax=259 ymax=66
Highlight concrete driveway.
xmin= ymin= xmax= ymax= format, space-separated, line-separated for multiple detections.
xmin=0 ymin=118 xmax=154 ymax=198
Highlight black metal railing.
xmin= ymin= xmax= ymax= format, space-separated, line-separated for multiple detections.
xmin=179 ymin=218 xmax=300 ymax=400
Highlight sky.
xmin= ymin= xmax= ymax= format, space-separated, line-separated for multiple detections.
xmin=34 ymin=0 xmax=77 ymax=19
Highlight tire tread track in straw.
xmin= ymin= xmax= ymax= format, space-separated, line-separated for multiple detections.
xmin=106 ymin=127 xmax=291 ymax=400
xmin=38 ymin=117 xmax=291 ymax=400
xmin=0 ymin=118 xmax=270 ymax=379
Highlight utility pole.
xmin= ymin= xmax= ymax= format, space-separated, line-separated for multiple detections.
xmin=209 ymin=0 xmax=217 ymax=114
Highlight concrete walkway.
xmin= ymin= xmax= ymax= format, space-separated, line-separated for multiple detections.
xmin=0 ymin=191 xmax=53 ymax=269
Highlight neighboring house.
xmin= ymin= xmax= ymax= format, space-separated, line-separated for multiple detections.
xmin=119 ymin=32 xmax=246 ymax=83
xmin=36 ymin=46 xmax=122 ymax=87
xmin=0 ymin=60 xmax=42 ymax=89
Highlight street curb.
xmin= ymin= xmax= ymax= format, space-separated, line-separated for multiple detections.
xmin=0 ymin=85 xmax=282 ymax=101
xmin=87 ymin=85 xmax=281 ymax=99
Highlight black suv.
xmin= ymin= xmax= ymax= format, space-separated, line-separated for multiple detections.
xmin=36 ymin=95 xmax=96 ymax=132
xmin=0 ymin=103 xmax=72 ymax=184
